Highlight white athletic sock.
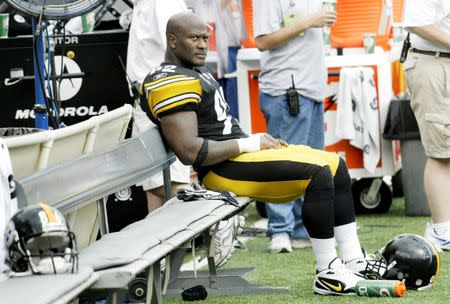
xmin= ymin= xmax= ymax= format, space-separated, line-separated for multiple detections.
xmin=432 ymin=221 xmax=450 ymax=237
xmin=334 ymin=222 xmax=363 ymax=262
xmin=310 ymin=237 xmax=338 ymax=271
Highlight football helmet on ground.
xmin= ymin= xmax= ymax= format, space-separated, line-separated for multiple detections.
xmin=4 ymin=203 xmax=78 ymax=275
xmin=365 ymin=234 xmax=440 ymax=290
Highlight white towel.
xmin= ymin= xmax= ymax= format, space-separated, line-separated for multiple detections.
xmin=336 ymin=67 xmax=380 ymax=173
xmin=0 ymin=138 xmax=18 ymax=281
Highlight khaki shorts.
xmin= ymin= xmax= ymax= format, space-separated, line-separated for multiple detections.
xmin=404 ymin=52 xmax=450 ymax=158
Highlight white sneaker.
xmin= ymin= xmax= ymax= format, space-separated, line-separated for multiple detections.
xmin=269 ymin=233 xmax=292 ymax=253
xmin=313 ymin=257 xmax=362 ymax=296
xmin=424 ymin=222 xmax=450 ymax=253
xmin=344 ymin=257 xmax=368 ymax=278
xmin=291 ymin=238 xmax=312 ymax=249
xmin=211 ymin=215 xmax=245 ymax=268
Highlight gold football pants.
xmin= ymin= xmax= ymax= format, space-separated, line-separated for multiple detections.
xmin=202 ymin=145 xmax=340 ymax=203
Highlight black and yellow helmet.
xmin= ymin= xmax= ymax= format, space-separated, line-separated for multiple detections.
xmin=4 ymin=203 xmax=78 ymax=274
xmin=365 ymin=234 xmax=440 ymax=290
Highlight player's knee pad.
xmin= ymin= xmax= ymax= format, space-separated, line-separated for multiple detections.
xmin=333 ymin=157 xmax=350 ymax=187
xmin=333 ymin=157 xmax=355 ymax=225
xmin=307 ymin=165 xmax=334 ymax=192
xmin=303 ymin=166 xmax=335 ymax=238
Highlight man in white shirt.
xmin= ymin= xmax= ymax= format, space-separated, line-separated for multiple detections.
xmin=403 ymin=0 xmax=450 ymax=251
xmin=126 ymin=0 xmax=192 ymax=212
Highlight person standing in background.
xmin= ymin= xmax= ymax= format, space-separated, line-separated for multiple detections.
xmin=185 ymin=0 xmax=242 ymax=118
xmin=253 ymin=0 xmax=336 ymax=253
xmin=218 ymin=0 xmax=242 ymax=119
xmin=403 ymin=0 xmax=450 ymax=252
xmin=126 ymin=0 xmax=192 ymax=212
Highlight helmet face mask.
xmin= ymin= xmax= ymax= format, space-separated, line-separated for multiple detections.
xmin=5 ymin=204 xmax=78 ymax=275
xmin=364 ymin=250 xmax=388 ymax=280
xmin=364 ymin=234 xmax=440 ymax=290
xmin=24 ymin=231 xmax=78 ymax=274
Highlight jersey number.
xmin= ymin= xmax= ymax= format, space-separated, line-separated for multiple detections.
xmin=214 ymin=87 xmax=232 ymax=135
xmin=151 ymin=65 xmax=177 ymax=74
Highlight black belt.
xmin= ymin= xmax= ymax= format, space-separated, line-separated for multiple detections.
xmin=411 ymin=48 xmax=450 ymax=58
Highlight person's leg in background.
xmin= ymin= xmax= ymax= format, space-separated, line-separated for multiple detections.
xmin=259 ymin=93 xmax=298 ymax=252
xmin=405 ymin=54 xmax=450 ymax=251
xmin=224 ymin=46 xmax=240 ymax=119
xmin=139 ymin=158 xmax=193 ymax=212
xmin=259 ymin=93 xmax=322 ymax=252
xmin=132 ymin=105 xmax=193 ymax=213
xmin=292 ymin=98 xmax=325 ymax=248
xmin=424 ymin=157 xmax=450 ymax=251
xmin=145 ymin=183 xmax=192 ymax=212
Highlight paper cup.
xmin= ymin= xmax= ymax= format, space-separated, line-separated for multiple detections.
xmin=322 ymin=0 xmax=337 ymax=12
xmin=0 ymin=14 xmax=9 ymax=38
xmin=392 ymin=23 xmax=405 ymax=44
xmin=363 ymin=33 xmax=376 ymax=54
xmin=81 ymin=12 xmax=96 ymax=33
xmin=322 ymin=0 xmax=336 ymax=55
xmin=323 ymin=26 xmax=332 ymax=55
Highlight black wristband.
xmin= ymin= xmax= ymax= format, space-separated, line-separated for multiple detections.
xmin=193 ymin=139 xmax=208 ymax=168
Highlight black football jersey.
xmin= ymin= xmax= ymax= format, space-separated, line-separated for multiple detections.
xmin=140 ymin=63 xmax=246 ymax=141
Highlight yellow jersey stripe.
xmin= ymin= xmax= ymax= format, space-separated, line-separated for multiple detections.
xmin=144 ymin=75 xmax=196 ymax=91
xmin=144 ymin=74 xmax=187 ymax=87
xmin=38 ymin=203 xmax=57 ymax=223
xmin=149 ymin=79 xmax=202 ymax=117
xmin=154 ymin=98 xmax=200 ymax=116
xmin=154 ymin=93 xmax=200 ymax=113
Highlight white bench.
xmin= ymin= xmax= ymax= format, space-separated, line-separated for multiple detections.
xmin=5 ymin=104 xmax=133 ymax=249
xmin=5 ymin=104 xmax=132 ymax=179
xmin=11 ymin=126 xmax=253 ymax=303
xmin=79 ymin=196 xmax=251 ymax=303
xmin=0 ymin=267 xmax=98 ymax=304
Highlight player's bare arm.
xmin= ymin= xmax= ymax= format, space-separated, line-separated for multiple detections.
xmin=160 ymin=111 xmax=286 ymax=166
xmin=255 ymin=10 xmax=336 ymax=51
xmin=406 ymin=24 xmax=450 ymax=49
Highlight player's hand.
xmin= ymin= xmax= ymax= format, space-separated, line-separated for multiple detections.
xmin=260 ymin=133 xmax=288 ymax=150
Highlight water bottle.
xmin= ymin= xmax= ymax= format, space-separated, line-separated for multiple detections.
xmin=355 ymin=280 xmax=406 ymax=297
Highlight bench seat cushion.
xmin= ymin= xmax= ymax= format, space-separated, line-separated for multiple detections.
xmin=82 ymin=196 xmax=253 ymax=290
xmin=79 ymin=198 xmax=227 ymax=270
xmin=0 ymin=266 xmax=96 ymax=304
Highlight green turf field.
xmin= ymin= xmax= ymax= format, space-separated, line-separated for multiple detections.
xmin=165 ymin=198 xmax=449 ymax=303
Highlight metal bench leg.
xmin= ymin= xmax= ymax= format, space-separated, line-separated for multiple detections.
xmin=147 ymin=261 xmax=162 ymax=304
xmin=97 ymin=196 xmax=110 ymax=236
xmin=205 ymin=229 xmax=218 ymax=288
xmin=110 ymin=292 xmax=120 ymax=304
xmin=162 ymin=167 xmax=172 ymax=201
xmin=163 ymin=247 xmax=188 ymax=295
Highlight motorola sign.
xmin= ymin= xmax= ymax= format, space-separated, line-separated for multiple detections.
xmin=0 ymin=30 xmax=133 ymax=127
xmin=15 ymin=106 xmax=109 ymax=120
